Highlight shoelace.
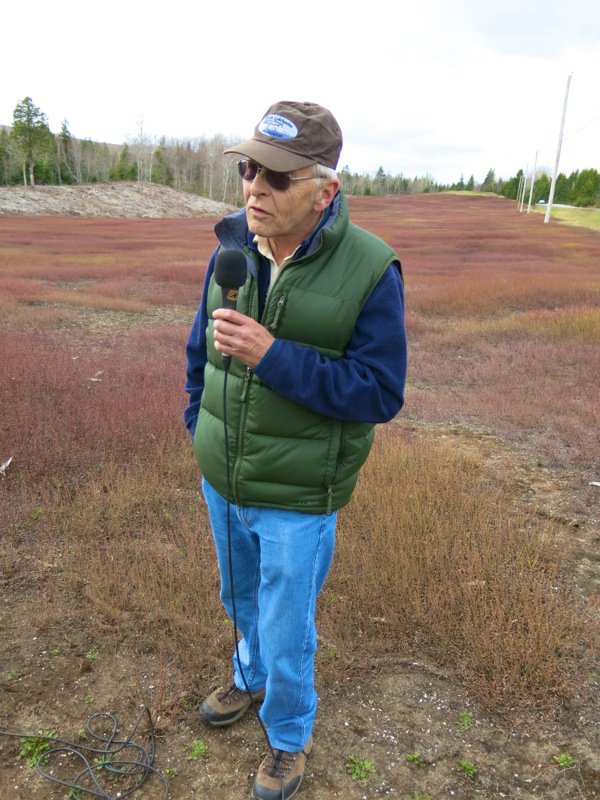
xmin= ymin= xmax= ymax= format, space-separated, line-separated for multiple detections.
xmin=217 ymin=686 xmax=245 ymax=705
xmin=264 ymin=750 xmax=297 ymax=778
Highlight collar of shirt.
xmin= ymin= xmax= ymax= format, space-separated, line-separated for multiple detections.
xmin=254 ymin=235 xmax=300 ymax=290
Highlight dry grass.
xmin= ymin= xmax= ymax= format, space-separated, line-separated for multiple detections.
xmin=331 ymin=427 xmax=588 ymax=709
xmin=440 ymin=305 xmax=600 ymax=343
xmin=53 ymin=435 xmax=231 ymax=679
xmin=49 ymin=426 xmax=589 ymax=712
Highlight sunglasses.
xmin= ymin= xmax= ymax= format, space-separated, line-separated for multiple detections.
xmin=237 ymin=159 xmax=324 ymax=192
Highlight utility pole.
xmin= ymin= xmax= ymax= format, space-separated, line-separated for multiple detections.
xmin=516 ymin=172 xmax=525 ymax=210
xmin=545 ymin=73 xmax=572 ymax=224
xmin=527 ymin=150 xmax=538 ymax=213
xmin=519 ymin=163 xmax=529 ymax=212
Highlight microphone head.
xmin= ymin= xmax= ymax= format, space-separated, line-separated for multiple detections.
xmin=213 ymin=250 xmax=247 ymax=370
xmin=214 ymin=249 xmax=247 ymax=290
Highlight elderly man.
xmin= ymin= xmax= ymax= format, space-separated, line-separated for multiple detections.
xmin=184 ymin=100 xmax=407 ymax=800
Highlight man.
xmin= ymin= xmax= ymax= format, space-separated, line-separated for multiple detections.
xmin=184 ymin=100 xmax=407 ymax=800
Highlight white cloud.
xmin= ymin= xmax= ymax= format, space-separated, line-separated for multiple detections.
xmin=1 ymin=0 xmax=598 ymax=184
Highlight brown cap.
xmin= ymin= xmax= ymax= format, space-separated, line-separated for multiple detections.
xmin=224 ymin=101 xmax=343 ymax=172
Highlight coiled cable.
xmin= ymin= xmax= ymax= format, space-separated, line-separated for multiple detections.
xmin=0 ymin=707 xmax=168 ymax=799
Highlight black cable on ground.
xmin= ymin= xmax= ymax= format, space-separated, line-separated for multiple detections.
xmin=0 ymin=707 xmax=169 ymax=799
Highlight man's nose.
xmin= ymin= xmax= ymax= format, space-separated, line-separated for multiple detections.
xmin=249 ymin=169 xmax=269 ymax=193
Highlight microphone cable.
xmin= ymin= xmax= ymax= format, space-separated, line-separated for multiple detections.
xmin=0 ymin=708 xmax=168 ymax=799
xmin=221 ymin=364 xmax=286 ymax=800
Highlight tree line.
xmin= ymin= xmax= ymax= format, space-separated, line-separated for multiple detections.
xmin=451 ymin=167 xmax=600 ymax=208
xmin=1 ymin=97 xmax=598 ymax=207
xmin=0 ymin=98 xmax=462 ymax=202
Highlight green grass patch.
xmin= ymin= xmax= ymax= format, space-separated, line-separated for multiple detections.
xmin=534 ymin=204 xmax=600 ymax=232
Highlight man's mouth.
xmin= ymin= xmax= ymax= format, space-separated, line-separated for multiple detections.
xmin=248 ymin=205 xmax=270 ymax=218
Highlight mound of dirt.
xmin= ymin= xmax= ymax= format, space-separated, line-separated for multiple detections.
xmin=0 ymin=182 xmax=237 ymax=218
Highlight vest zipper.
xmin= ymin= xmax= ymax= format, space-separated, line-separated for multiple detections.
xmin=326 ymin=486 xmax=333 ymax=515
xmin=232 ymin=368 xmax=253 ymax=504
xmin=241 ymin=366 xmax=253 ymax=402
xmin=267 ymin=294 xmax=286 ymax=333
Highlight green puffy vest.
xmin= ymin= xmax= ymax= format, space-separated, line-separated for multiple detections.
xmin=194 ymin=195 xmax=398 ymax=513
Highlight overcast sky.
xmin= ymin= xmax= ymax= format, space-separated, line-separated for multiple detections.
xmin=2 ymin=0 xmax=599 ymax=184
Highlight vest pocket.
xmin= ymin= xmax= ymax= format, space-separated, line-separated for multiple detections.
xmin=322 ymin=420 xmax=343 ymax=489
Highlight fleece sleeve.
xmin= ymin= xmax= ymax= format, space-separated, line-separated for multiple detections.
xmin=183 ymin=257 xmax=214 ymax=436
xmin=253 ymin=263 xmax=407 ymax=423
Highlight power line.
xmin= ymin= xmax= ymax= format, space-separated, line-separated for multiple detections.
xmin=565 ymin=107 xmax=600 ymax=140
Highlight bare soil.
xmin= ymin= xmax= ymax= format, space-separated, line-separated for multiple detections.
xmin=1 ymin=185 xmax=599 ymax=800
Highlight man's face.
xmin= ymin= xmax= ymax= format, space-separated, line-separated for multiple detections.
xmin=242 ymin=164 xmax=339 ymax=248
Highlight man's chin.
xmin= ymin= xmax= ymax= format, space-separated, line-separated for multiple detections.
xmin=246 ymin=218 xmax=270 ymax=238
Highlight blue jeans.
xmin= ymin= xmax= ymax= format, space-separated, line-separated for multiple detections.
xmin=202 ymin=478 xmax=337 ymax=752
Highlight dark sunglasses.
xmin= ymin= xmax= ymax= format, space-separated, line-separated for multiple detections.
xmin=237 ymin=159 xmax=324 ymax=192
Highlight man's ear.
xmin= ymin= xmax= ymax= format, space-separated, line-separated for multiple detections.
xmin=314 ymin=178 xmax=341 ymax=211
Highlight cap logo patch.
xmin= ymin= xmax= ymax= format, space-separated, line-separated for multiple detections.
xmin=258 ymin=114 xmax=299 ymax=140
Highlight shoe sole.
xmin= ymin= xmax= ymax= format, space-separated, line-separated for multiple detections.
xmin=251 ymin=776 xmax=303 ymax=800
xmin=200 ymin=704 xmax=251 ymax=727
xmin=199 ymin=693 xmax=265 ymax=728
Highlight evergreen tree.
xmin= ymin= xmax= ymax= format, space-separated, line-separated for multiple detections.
xmin=564 ymin=171 xmax=580 ymax=204
xmin=572 ymin=168 xmax=600 ymax=207
xmin=56 ymin=121 xmax=76 ymax=184
xmin=533 ymin=173 xmax=550 ymax=204
xmin=0 ymin=127 xmax=11 ymax=185
xmin=500 ymin=168 xmax=523 ymax=200
xmin=151 ymin=138 xmax=173 ymax=185
xmin=109 ymin=144 xmax=137 ymax=181
xmin=481 ymin=169 xmax=497 ymax=193
xmin=554 ymin=172 xmax=570 ymax=204
xmin=79 ymin=138 xmax=96 ymax=182
xmin=11 ymin=97 xmax=53 ymax=185
xmin=374 ymin=166 xmax=388 ymax=193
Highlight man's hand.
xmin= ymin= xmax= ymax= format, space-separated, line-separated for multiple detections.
xmin=213 ymin=308 xmax=275 ymax=368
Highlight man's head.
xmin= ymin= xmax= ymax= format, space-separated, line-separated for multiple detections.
xmin=224 ymin=101 xmax=343 ymax=172
xmin=225 ymin=101 xmax=342 ymax=261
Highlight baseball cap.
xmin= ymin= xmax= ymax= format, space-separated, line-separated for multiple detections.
xmin=224 ymin=101 xmax=343 ymax=172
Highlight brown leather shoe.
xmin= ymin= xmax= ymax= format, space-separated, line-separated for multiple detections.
xmin=199 ymin=683 xmax=265 ymax=727
xmin=252 ymin=737 xmax=313 ymax=800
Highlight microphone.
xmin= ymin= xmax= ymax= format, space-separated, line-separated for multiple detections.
xmin=213 ymin=249 xmax=247 ymax=370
